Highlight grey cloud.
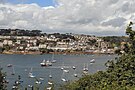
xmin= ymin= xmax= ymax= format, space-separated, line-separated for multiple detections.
xmin=121 ymin=2 xmax=130 ymax=12
xmin=102 ymin=17 xmax=126 ymax=27
xmin=0 ymin=0 xmax=5 ymax=4
xmin=0 ymin=0 xmax=135 ymax=35
xmin=108 ymin=0 xmax=119 ymax=4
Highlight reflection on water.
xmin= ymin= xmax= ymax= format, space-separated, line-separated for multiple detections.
xmin=0 ymin=54 xmax=116 ymax=89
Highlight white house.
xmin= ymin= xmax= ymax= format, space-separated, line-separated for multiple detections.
xmin=39 ymin=44 xmax=47 ymax=48
xmin=3 ymin=40 xmax=13 ymax=45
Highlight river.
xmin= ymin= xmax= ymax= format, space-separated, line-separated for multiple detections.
xmin=0 ymin=54 xmax=116 ymax=90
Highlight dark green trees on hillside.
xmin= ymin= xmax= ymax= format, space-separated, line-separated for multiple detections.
xmin=62 ymin=22 xmax=135 ymax=90
xmin=126 ymin=21 xmax=135 ymax=54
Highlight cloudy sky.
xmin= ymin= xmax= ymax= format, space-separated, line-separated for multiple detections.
xmin=0 ymin=0 xmax=134 ymax=36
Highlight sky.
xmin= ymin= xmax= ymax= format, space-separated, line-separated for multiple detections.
xmin=0 ymin=0 xmax=135 ymax=36
xmin=7 ymin=0 xmax=55 ymax=7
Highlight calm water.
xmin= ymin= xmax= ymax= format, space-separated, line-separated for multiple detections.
xmin=0 ymin=54 xmax=116 ymax=90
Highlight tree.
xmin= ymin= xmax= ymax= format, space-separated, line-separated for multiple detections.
xmin=126 ymin=21 xmax=135 ymax=54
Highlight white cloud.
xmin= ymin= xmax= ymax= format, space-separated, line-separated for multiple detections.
xmin=0 ymin=0 xmax=135 ymax=35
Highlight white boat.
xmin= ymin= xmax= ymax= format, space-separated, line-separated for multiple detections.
xmin=63 ymin=69 xmax=69 ymax=73
xmin=35 ymin=81 xmax=42 ymax=84
xmin=40 ymin=60 xmax=46 ymax=66
xmin=72 ymin=66 xmax=76 ymax=70
xmin=39 ymin=77 xmax=44 ymax=81
xmin=47 ymin=87 xmax=52 ymax=90
xmin=7 ymin=64 xmax=13 ymax=67
xmin=74 ymin=73 xmax=78 ymax=77
xmin=51 ymin=54 xmax=57 ymax=63
xmin=29 ymin=73 xmax=35 ymax=78
xmin=12 ymin=85 xmax=17 ymax=89
xmin=61 ymin=67 xmax=64 ymax=70
xmin=83 ymin=63 xmax=88 ymax=71
xmin=61 ymin=72 xmax=68 ymax=82
xmin=61 ymin=78 xmax=67 ymax=82
xmin=73 ymin=69 xmax=78 ymax=77
xmin=40 ymin=60 xmax=52 ymax=66
xmin=51 ymin=60 xmax=56 ymax=63
xmin=83 ymin=63 xmax=89 ymax=74
xmin=28 ymin=85 xmax=33 ymax=88
xmin=83 ymin=71 xmax=88 ymax=74
xmin=28 ymin=68 xmax=35 ymax=78
xmin=61 ymin=62 xmax=65 ymax=70
xmin=48 ymin=81 xmax=53 ymax=85
xmin=83 ymin=67 xmax=88 ymax=71
xmin=49 ymin=74 xmax=52 ymax=78
xmin=48 ymin=70 xmax=52 ymax=78
xmin=90 ymin=59 xmax=95 ymax=63
xmin=46 ymin=60 xmax=52 ymax=66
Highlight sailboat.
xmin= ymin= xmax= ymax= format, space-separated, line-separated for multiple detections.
xmin=47 ymin=72 xmax=53 ymax=90
xmin=72 ymin=66 xmax=76 ymax=70
xmin=11 ymin=66 xmax=15 ymax=75
xmin=46 ymin=87 xmax=52 ymax=90
xmin=51 ymin=54 xmax=56 ymax=63
xmin=40 ymin=59 xmax=46 ymax=66
xmin=61 ymin=78 xmax=67 ymax=82
xmin=48 ymin=80 xmax=53 ymax=85
xmin=7 ymin=64 xmax=13 ymax=67
xmin=28 ymin=68 xmax=35 ymax=78
xmin=83 ymin=63 xmax=88 ymax=74
xmin=90 ymin=59 xmax=95 ymax=63
xmin=74 ymin=73 xmax=78 ymax=77
xmin=73 ymin=69 xmax=78 ymax=77
xmin=46 ymin=60 xmax=52 ymax=66
xmin=40 ymin=59 xmax=52 ymax=67
xmin=28 ymin=85 xmax=33 ymax=88
xmin=35 ymin=80 xmax=42 ymax=84
xmin=83 ymin=63 xmax=88 ymax=71
xmin=61 ymin=72 xmax=68 ymax=82
xmin=61 ymin=62 xmax=65 ymax=70
xmin=49 ymin=74 xmax=52 ymax=78
xmin=39 ymin=77 xmax=44 ymax=81
xmin=63 ymin=69 xmax=69 ymax=73
xmin=49 ymin=71 xmax=52 ymax=78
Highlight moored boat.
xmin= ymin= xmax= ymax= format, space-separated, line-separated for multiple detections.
xmin=51 ymin=54 xmax=57 ymax=63
xmin=40 ymin=60 xmax=46 ymax=66
xmin=74 ymin=73 xmax=78 ymax=77
xmin=7 ymin=64 xmax=13 ymax=67
xmin=46 ymin=60 xmax=52 ymax=66
xmin=61 ymin=78 xmax=67 ymax=82
xmin=41 ymin=59 xmax=52 ymax=67
xmin=28 ymin=68 xmax=35 ymax=78
xmin=72 ymin=66 xmax=76 ymax=70
xmin=90 ymin=59 xmax=95 ymax=63
xmin=83 ymin=63 xmax=88 ymax=71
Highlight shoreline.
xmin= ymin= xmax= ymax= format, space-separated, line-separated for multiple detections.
xmin=1 ymin=51 xmax=115 ymax=55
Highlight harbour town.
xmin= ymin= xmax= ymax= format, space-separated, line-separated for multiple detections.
xmin=0 ymin=29 xmax=127 ymax=55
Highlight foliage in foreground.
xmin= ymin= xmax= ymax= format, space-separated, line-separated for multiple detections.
xmin=0 ymin=68 xmax=7 ymax=90
xmin=62 ymin=22 xmax=135 ymax=90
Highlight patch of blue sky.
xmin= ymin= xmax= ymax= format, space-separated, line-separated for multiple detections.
xmin=7 ymin=0 xmax=55 ymax=7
